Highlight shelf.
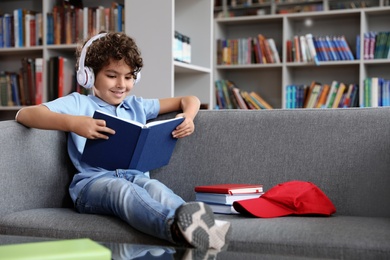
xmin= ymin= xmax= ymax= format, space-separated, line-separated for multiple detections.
xmin=214 ymin=5 xmax=390 ymax=109
xmin=174 ymin=61 xmax=211 ymax=74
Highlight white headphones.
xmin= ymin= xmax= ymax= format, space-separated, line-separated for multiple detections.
xmin=77 ymin=33 xmax=141 ymax=89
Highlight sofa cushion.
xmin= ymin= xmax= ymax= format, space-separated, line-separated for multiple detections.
xmin=0 ymin=208 xmax=171 ymax=246
xmin=215 ymin=214 xmax=390 ymax=259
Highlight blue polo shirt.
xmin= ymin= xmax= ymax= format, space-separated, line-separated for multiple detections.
xmin=43 ymin=92 xmax=160 ymax=202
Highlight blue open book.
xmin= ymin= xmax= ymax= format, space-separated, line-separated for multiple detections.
xmin=81 ymin=110 xmax=184 ymax=172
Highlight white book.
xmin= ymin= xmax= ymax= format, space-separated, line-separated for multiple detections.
xmin=370 ymin=77 xmax=379 ymax=107
xmin=267 ymin=38 xmax=280 ymax=63
xmin=305 ymin=33 xmax=319 ymax=64
xmin=299 ymin=36 xmax=308 ymax=62
xmin=196 ymin=192 xmax=262 ymax=205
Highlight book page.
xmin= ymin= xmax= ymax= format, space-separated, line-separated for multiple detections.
xmin=96 ymin=110 xmax=183 ymax=128
xmin=145 ymin=117 xmax=184 ymax=128
xmin=95 ymin=110 xmax=144 ymax=127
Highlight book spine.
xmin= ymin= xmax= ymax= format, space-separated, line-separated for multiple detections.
xmin=35 ymin=58 xmax=43 ymax=104
xmin=129 ymin=128 xmax=150 ymax=170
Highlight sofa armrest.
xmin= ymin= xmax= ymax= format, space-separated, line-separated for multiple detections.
xmin=0 ymin=121 xmax=74 ymax=217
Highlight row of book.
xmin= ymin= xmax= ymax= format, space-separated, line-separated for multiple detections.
xmin=195 ymin=183 xmax=264 ymax=215
xmin=361 ymin=77 xmax=390 ymax=107
xmin=0 ymin=10 xmax=43 ymax=48
xmin=285 ymin=77 xmax=390 ymax=109
xmin=277 ymin=3 xmax=323 ymax=14
xmin=216 ymin=34 xmax=280 ymax=65
xmin=286 ymin=34 xmax=355 ymax=63
xmin=215 ymin=79 xmax=273 ymax=109
xmin=286 ymin=81 xmax=359 ymax=109
xmin=0 ymin=1 xmax=124 ymax=48
xmin=0 ymin=58 xmax=43 ymax=107
xmin=47 ymin=2 xmax=124 ymax=45
xmin=363 ymin=31 xmax=390 ymax=60
xmin=0 ymin=56 xmax=86 ymax=107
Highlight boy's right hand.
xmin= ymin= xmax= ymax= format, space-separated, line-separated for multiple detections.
xmin=16 ymin=105 xmax=115 ymax=140
xmin=69 ymin=116 xmax=115 ymax=140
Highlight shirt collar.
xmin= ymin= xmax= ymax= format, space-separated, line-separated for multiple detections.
xmin=88 ymin=94 xmax=131 ymax=110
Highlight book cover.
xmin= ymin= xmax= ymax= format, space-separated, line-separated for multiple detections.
xmin=305 ymin=33 xmax=318 ymax=64
xmin=303 ymin=81 xmax=317 ymax=108
xmin=315 ymin=84 xmax=330 ymax=108
xmin=81 ymin=110 xmax=184 ymax=172
xmin=332 ymin=82 xmax=346 ymax=108
xmin=196 ymin=192 xmax=263 ymax=205
xmin=0 ymin=238 xmax=111 ymax=259
xmin=194 ymin=184 xmax=263 ymax=195
xmin=267 ymin=38 xmax=281 ymax=63
xmin=325 ymin=81 xmax=340 ymax=108
xmin=305 ymin=82 xmax=322 ymax=108
xmin=293 ymin=35 xmax=301 ymax=62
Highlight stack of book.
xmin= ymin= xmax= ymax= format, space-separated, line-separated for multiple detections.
xmin=194 ymin=184 xmax=264 ymax=214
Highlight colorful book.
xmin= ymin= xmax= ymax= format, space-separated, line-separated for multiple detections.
xmin=331 ymin=82 xmax=345 ymax=108
xmin=81 ymin=110 xmax=184 ymax=172
xmin=325 ymin=81 xmax=340 ymax=108
xmin=195 ymin=192 xmax=263 ymax=205
xmin=35 ymin=58 xmax=43 ymax=105
xmin=315 ymin=84 xmax=330 ymax=108
xmin=194 ymin=184 xmax=263 ymax=195
xmin=305 ymin=81 xmax=322 ymax=108
xmin=249 ymin=91 xmax=273 ymax=109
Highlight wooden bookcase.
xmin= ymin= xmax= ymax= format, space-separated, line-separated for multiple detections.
xmin=214 ymin=2 xmax=390 ymax=109
xmin=0 ymin=0 xmax=213 ymax=120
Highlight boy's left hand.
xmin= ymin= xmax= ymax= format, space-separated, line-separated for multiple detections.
xmin=172 ymin=113 xmax=195 ymax=138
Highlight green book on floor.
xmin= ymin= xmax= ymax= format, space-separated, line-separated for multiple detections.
xmin=0 ymin=238 xmax=111 ymax=260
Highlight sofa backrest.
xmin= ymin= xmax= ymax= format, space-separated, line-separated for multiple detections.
xmin=153 ymin=108 xmax=390 ymax=218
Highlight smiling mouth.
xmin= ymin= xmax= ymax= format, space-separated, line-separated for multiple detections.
xmin=111 ymin=90 xmax=125 ymax=94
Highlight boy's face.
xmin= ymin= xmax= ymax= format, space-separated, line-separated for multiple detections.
xmin=93 ymin=59 xmax=136 ymax=106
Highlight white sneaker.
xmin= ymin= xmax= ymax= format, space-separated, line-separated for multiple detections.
xmin=174 ymin=202 xmax=231 ymax=250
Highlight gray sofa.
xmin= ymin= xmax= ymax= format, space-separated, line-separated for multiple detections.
xmin=0 ymin=108 xmax=390 ymax=259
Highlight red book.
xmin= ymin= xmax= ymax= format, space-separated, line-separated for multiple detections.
xmin=194 ymin=184 xmax=263 ymax=195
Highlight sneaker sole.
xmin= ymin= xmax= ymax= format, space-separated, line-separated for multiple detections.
xmin=176 ymin=202 xmax=231 ymax=250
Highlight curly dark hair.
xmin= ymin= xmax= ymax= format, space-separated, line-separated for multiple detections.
xmin=76 ymin=32 xmax=143 ymax=80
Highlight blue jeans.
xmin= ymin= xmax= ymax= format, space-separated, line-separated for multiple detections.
xmin=75 ymin=169 xmax=185 ymax=242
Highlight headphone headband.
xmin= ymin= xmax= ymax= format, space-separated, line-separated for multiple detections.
xmin=77 ymin=33 xmax=107 ymax=89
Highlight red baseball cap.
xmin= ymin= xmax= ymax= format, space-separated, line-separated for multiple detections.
xmin=233 ymin=181 xmax=336 ymax=218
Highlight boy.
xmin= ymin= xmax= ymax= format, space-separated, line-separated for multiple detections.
xmin=15 ymin=32 xmax=230 ymax=250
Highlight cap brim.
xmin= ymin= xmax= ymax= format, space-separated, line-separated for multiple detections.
xmin=233 ymin=197 xmax=294 ymax=218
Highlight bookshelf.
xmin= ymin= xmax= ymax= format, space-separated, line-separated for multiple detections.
xmin=0 ymin=0 xmax=214 ymax=120
xmin=214 ymin=5 xmax=390 ymax=109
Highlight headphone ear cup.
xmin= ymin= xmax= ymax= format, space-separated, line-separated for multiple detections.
xmin=77 ymin=67 xmax=95 ymax=89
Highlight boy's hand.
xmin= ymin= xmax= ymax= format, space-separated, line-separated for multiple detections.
xmin=172 ymin=113 xmax=195 ymax=138
xmin=70 ymin=116 xmax=115 ymax=140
